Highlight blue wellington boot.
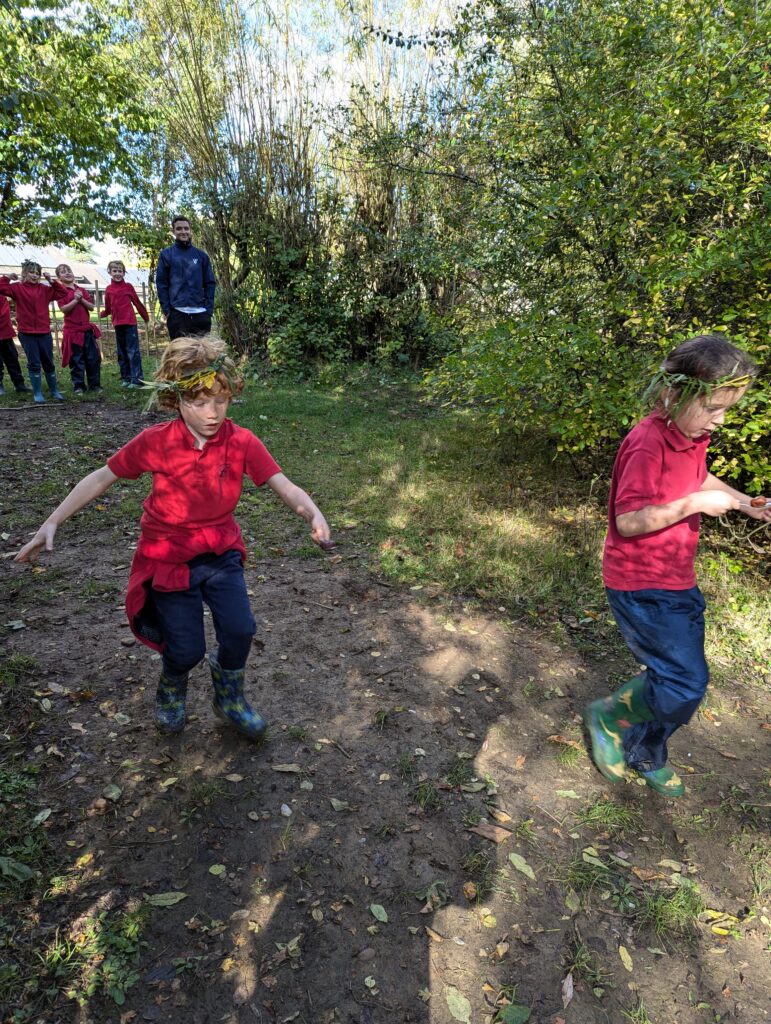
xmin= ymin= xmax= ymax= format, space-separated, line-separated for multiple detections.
xmin=208 ymin=654 xmax=267 ymax=741
xmin=45 ymin=372 xmax=65 ymax=401
xmin=29 ymin=372 xmax=45 ymax=404
xmin=154 ymin=670 xmax=188 ymax=734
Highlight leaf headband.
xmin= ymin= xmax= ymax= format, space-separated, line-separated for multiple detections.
xmin=644 ymin=365 xmax=753 ymax=414
xmin=141 ymin=355 xmax=233 ymax=399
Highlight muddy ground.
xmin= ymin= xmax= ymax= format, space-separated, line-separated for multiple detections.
xmin=1 ymin=400 xmax=770 ymax=1024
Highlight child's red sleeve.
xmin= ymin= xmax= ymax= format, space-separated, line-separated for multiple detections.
xmin=48 ymin=280 xmax=69 ymax=302
xmin=0 ymin=277 xmax=14 ymax=298
xmin=613 ymin=445 xmax=665 ymax=515
xmin=129 ymin=286 xmax=149 ymax=321
xmin=244 ymin=433 xmax=281 ymax=487
xmin=100 ymin=289 xmax=112 ymax=318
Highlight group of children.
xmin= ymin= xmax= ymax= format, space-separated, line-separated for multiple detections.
xmin=0 ymin=259 xmax=149 ymax=402
xmin=12 ymin=331 xmax=771 ymax=799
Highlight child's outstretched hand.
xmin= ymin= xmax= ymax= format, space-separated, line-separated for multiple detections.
xmin=699 ymin=490 xmax=741 ymax=517
xmin=310 ymin=514 xmax=334 ymax=550
xmin=743 ymin=496 xmax=771 ymax=522
xmin=15 ymin=523 xmax=57 ymax=564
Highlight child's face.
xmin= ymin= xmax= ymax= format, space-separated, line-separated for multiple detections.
xmin=56 ymin=264 xmax=75 ymax=284
xmin=108 ymin=266 xmax=125 ymax=282
xmin=178 ymin=384 xmax=231 ymax=445
xmin=673 ymin=386 xmax=747 ymax=439
xmin=22 ymin=267 xmax=41 ymax=284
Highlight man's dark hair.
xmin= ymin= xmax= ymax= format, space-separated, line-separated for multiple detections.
xmin=171 ymin=215 xmax=191 ymax=228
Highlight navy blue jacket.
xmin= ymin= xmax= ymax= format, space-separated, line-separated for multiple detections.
xmin=155 ymin=240 xmax=216 ymax=315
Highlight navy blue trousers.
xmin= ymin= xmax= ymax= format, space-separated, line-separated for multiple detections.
xmin=69 ymin=330 xmax=101 ymax=390
xmin=151 ymin=550 xmax=256 ymax=676
xmin=606 ymin=587 xmax=708 ymax=772
xmin=114 ymin=324 xmax=143 ymax=384
xmin=19 ymin=332 xmax=55 ymax=375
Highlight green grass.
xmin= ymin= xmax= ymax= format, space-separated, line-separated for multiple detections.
xmin=635 ymin=879 xmax=704 ymax=940
xmin=575 ymin=797 xmax=643 ymax=838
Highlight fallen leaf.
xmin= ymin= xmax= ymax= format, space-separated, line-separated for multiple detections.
xmin=555 ymin=789 xmax=582 ymax=800
xmin=547 ymin=734 xmax=583 ymax=751
xmin=145 ymin=891 xmax=188 ymax=906
xmin=619 ymin=945 xmax=634 ymax=972
xmin=225 ymin=773 xmax=244 ymax=782
xmin=272 ymin=764 xmax=302 ymax=773
xmin=425 ymin=926 xmax=443 ymax=942
xmin=718 ymin=750 xmax=739 ymax=760
xmin=495 ymin=1006 xmax=531 ymax=1024
xmin=418 ymin=988 xmax=432 ymax=1002
xmin=463 ymin=881 xmax=477 ymax=902
xmin=514 ymin=755 xmax=526 ymax=770
xmin=561 ymin=972 xmax=574 ymax=1008
xmin=209 ymin=864 xmax=226 ymax=876
xmin=102 ymin=784 xmax=122 ymax=802
xmin=330 ymin=798 xmax=350 ymax=812
xmin=508 ymin=852 xmax=536 ymax=881
xmin=445 ymin=986 xmax=471 ymax=1024
xmin=632 ymin=867 xmax=666 ymax=882
xmin=488 ymin=807 xmax=512 ymax=824
xmin=468 ymin=822 xmax=512 ymax=844
xmin=370 ymin=904 xmax=388 ymax=923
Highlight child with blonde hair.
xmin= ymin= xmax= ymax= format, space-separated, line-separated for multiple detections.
xmin=0 ymin=260 xmax=64 ymax=401
xmin=15 ymin=337 xmax=333 ymax=740
xmin=99 ymin=260 xmax=149 ymax=388
xmin=585 ymin=334 xmax=770 ymax=796
xmin=54 ymin=264 xmax=102 ymax=394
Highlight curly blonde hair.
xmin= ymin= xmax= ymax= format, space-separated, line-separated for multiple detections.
xmin=153 ymin=337 xmax=244 ymax=410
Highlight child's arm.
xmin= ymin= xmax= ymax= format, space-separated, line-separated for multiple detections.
xmin=616 ymin=489 xmax=741 ymax=537
xmin=14 ymin=466 xmax=119 ymax=564
xmin=77 ymin=289 xmax=95 ymax=311
xmin=58 ymin=295 xmax=80 ymax=314
xmin=99 ymin=290 xmax=111 ymax=319
xmin=129 ymin=285 xmax=149 ymax=322
xmin=266 ymin=473 xmax=332 ymax=547
xmin=0 ymin=276 xmax=16 ymax=297
xmin=701 ymin=472 xmax=771 ymax=522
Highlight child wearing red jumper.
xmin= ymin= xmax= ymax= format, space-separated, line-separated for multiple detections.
xmin=99 ymin=260 xmax=149 ymax=388
xmin=585 ymin=335 xmax=771 ymax=797
xmin=0 ymin=260 xmax=64 ymax=402
xmin=0 ymin=294 xmax=30 ymax=395
xmin=54 ymin=264 xmax=102 ymax=394
xmin=15 ymin=337 xmax=334 ymax=742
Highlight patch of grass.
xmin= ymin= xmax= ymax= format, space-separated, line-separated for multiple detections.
xmin=462 ymin=807 xmax=482 ymax=828
xmin=623 ymin=998 xmax=655 ymax=1024
xmin=563 ymin=854 xmax=609 ymax=896
xmin=374 ymin=821 xmax=401 ymax=839
xmin=514 ymin=818 xmax=538 ymax=845
xmin=444 ymin=758 xmax=475 ymax=788
xmin=460 ymin=850 xmax=497 ymax=899
xmin=575 ymin=797 xmax=643 ymax=837
xmin=0 ymin=653 xmax=38 ymax=689
xmin=564 ymin=931 xmax=611 ymax=991
xmin=372 ymin=708 xmax=390 ymax=731
xmin=287 ymin=725 xmax=309 ymax=741
xmin=556 ymin=744 xmax=582 ymax=768
xmin=396 ymin=753 xmax=416 ymax=780
xmin=412 ymin=780 xmax=441 ymax=813
xmin=635 ymin=879 xmax=704 ymax=939
xmin=187 ymin=779 xmax=225 ymax=807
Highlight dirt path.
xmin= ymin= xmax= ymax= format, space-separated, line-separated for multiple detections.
xmin=2 ymin=402 xmax=770 ymax=1024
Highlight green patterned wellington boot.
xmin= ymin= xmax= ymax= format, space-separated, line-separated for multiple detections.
xmin=583 ymin=674 xmax=653 ymax=782
xmin=154 ymin=670 xmax=188 ymax=734
xmin=208 ymin=655 xmax=267 ymax=741
xmin=639 ymin=766 xmax=685 ymax=797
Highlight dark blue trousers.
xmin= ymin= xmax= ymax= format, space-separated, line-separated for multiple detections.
xmin=18 ymin=332 xmax=55 ymax=374
xmin=606 ymin=587 xmax=708 ymax=772
xmin=151 ymin=550 xmax=256 ymax=676
xmin=69 ymin=330 xmax=102 ymax=390
xmin=114 ymin=324 xmax=143 ymax=384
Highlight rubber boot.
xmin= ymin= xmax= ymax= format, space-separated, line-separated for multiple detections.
xmin=45 ymin=371 xmax=64 ymax=401
xmin=639 ymin=766 xmax=685 ymax=797
xmin=583 ymin=674 xmax=653 ymax=782
xmin=154 ymin=670 xmax=188 ymax=734
xmin=29 ymin=371 xmax=45 ymax=404
xmin=208 ymin=654 xmax=267 ymax=741
xmin=0 ymin=383 xmax=4 ymax=396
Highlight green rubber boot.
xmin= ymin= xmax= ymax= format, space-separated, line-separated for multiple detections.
xmin=583 ymin=674 xmax=653 ymax=782
xmin=154 ymin=670 xmax=188 ymax=734
xmin=639 ymin=766 xmax=685 ymax=797
xmin=209 ymin=654 xmax=267 ymax=741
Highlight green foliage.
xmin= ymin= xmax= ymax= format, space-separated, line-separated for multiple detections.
xmin=426 ymin=0 xmax=771 ymax=486
xmin=0 ymin=0 xmax=152 ymax=242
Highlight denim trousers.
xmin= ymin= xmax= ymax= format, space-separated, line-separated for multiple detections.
xmin=69 ymin=330 xmax=102 ymax=390
xmin=114 ymin=324 xmax=143 ymax=384
xmin=19 ymin=332 xmax=55 ymax=375
xmin=606 ymin=586 xmax=708 ymax=772
xmin=151 ymin=550 xmax=256 ymax=676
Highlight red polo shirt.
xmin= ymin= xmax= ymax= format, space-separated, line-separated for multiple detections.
xmin=0 ymin=295 xmax=13 ymax=339
xmin=101 ymin=280 xmax=149 ymax=326
xmin=603 ymin=413 xmax=710 ymax=591
xmin=107 ymin=417 xmax=280 ymax=648
xmin=0 ymin=278 xmax=55 ymax=333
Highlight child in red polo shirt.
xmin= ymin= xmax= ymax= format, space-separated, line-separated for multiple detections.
xmin=0 ymin=260 xmax=64 ymax=402
xmin=0 ymin=293 xmax=30 ymax=395
xmin=585 ymin=334 xmax=770 ymax=797
xmin=15 ymin=337 xmax=333 ymax=741
xmin=54 ymin=264 xmax=102 ymax=394
xmin=99 ymin=260 xmax=149 ymax=388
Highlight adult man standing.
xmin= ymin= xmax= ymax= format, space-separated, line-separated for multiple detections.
xmin=155 ymin=216 xmax=216 ymax=339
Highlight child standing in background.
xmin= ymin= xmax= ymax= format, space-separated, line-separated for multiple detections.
xmin=0 ymin=261 xmax=64 ymax=402
xmin=0 ymin=292 xmax=30 ymax=395
xmin=584 ymin=334 xmax=771 ymax=797
xmin=54 ymin=264 xmax=102 ymax=395
xmin=15 ymin=337 xmax=334 ymax=741
xmin=100 ymin=261 xmax=149 ymax=388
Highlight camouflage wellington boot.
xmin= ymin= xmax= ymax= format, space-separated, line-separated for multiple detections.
xmin=583 ymin=674 xmax=653 ymax=782
xmin=639 ymin=766 xmax=685 ymax=797
xmin=154 ymin=670 xmax=188 ymax=734
xmin=208 ymin=654 xmax=267 ymax=742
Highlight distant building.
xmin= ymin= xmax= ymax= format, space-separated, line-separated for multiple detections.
xmin=0 ymin=243 xmax=149 ymax=290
